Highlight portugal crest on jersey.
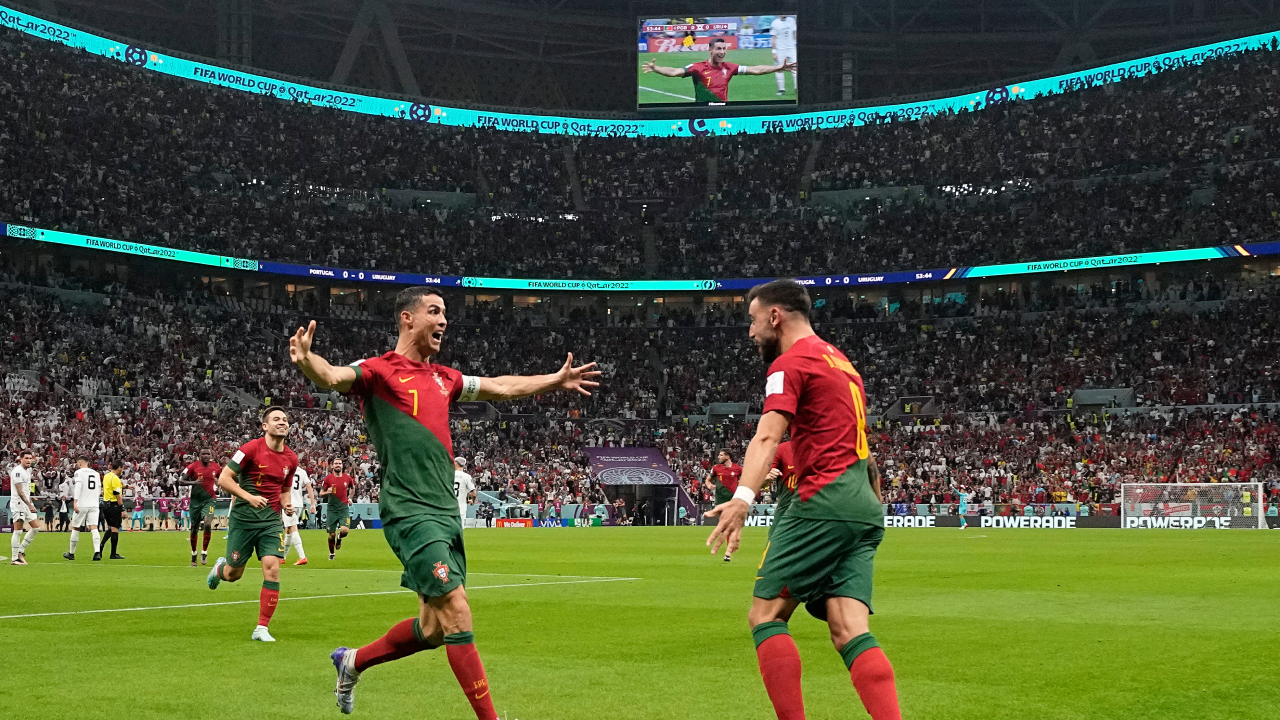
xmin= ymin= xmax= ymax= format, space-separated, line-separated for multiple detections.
xmin=433 ymin=561 xmax=450 ymax=583
xmin=231 ymin=551 xmax=240 ymax=562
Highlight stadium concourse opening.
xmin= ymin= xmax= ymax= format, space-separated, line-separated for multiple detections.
xmin=2 ymin=3 xmax=1280 ymax=719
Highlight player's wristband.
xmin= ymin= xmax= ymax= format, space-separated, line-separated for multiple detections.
xmin=732 ymin=487 xmax=756 ymax=505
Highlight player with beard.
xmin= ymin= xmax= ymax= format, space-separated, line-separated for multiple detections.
xmin=178 ymin=448 xmax=221 ymax=566
xmin=289 ymin=286 xmax=600 ymax=718
xmin=705 ymin=279 xmax=899 ymax=720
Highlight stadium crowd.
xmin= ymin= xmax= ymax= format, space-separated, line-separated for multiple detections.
xmin=3 ymin=30 xmax=1280 ymax=280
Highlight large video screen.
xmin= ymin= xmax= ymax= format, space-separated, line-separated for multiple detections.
xmin=637 ymin=15 xmax=797 ymax=109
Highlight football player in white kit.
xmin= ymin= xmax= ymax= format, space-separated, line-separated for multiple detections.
xmin=9 ymin=451 xmax=41 ymax=565
xmin=453 ymin=457 xmax=475 ymax=527
xmin=64 ymin=456 xmax=103 ymax=561
xmin=283 ymin=462 xmax=317 ymax=565
xmin=769 ymin=15 xmax=797 ymax=95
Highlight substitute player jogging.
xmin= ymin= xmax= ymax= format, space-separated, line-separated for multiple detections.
xmin=64 ymin=457 xmax=103 ymax=561
xmin=706 ymin=279 xmax=901 ymax=720
xmin=206 ymin=406 xmax=297 ymax=643
xmin=290 ymin=286 xmax=599 ymax=718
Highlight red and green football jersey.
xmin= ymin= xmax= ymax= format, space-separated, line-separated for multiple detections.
xmin=763 ymin=335 xmax=879 ymax=524
xmin=226 ymin=437 xmax=297 ymax=529
xmin=184 ymin=460 xmax=220 ymax=504
xmin=348 ymin=352 xmax=479 ymax=521
xmin=322 ymin=473 xmax=356 ymax=508
xmin=684 ymin=60 xmax=741 ymax=102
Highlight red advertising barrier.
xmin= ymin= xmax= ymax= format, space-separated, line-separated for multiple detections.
xmin=646 ymin=36 xmax=739 ymax=53
xmin=496 ymin=518 xmax=533 ymax=528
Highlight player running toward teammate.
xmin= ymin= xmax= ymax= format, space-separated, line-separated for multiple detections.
xmin=64 ymin=457 xmax=103 ymax=561
xmin=289 ymin=286 xmax=599 ymax=718
xmin=206 ymin=406 xmax=298 ymax=643
xmin=704 ymin=450 xmax=743 ymax=562
xmin=454 ymin=457 xmax=475 ymax=525
xmin=9 ymin=451 xmax=41 ymax=565
xmin=177 ymin=448 xmax=221 ymax=565
xmin=705 ymin=280 xmax=900 ymax=720
xmin=319 ymin=459 xmax=355 ymax=560
xmin=642 ymin=36 xmax=797 ymax=103
xmin=284 ymin=462 xmax=317 ymax=565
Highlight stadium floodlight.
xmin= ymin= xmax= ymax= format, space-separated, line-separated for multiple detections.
xmin=1121 ymin=483 xmax=1266 ymax=529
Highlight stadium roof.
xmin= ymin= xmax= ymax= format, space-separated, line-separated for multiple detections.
xmin=13 ymin=0 xmax=1277 ymax=112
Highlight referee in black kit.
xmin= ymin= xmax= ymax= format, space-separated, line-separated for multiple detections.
xmin=100 ymin=460 xmax=126 ymax=559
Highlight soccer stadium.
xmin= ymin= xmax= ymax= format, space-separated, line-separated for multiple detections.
xmin=2 ymin=1 xmax=1279 ymax=718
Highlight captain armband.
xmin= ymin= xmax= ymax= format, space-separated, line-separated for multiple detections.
xmin=459 ymin=375 xmax=481 ymax=402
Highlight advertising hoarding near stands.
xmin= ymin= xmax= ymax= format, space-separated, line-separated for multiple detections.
xmin=7 ymin=222 xmax=1279 ymax=294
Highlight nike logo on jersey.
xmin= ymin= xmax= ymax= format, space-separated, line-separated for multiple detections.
xmin=472 ymin=690 xmax=489 ymax=700
xmin=398 ymin=376 xmax=415 ymax=383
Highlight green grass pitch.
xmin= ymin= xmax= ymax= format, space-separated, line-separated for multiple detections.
xmin=638 ymin=49 xmax=797 ymax=106
xmin=3 ymin=526 xmax=1276 ymax=719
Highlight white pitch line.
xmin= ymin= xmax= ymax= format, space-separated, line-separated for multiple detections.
xmin=27 ymin=562 xmax=623 ymax=580
xmin=639 ymin=85 xmax=695 ymax=100
xmin=0 ymin=577 xmax=640 ymax=620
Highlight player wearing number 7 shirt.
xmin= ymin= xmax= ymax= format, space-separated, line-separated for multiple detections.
xmin=705 ymin=279 xmax=900 ymax=720
xmin=289 ymin=286 xmax=600 ymax=718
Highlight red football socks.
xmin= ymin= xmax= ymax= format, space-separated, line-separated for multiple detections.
xmin=258 ymin=582 xmax=280 ymax=627
xmin=445 ymin=634 xmax=497 ymax=720
xmin=189 ymin=533 xmax=197 ymax=551
xmin=753 ymin=623 xmax=805 ymax=720
xmin=849 ymin=647 xmax=901 ymax=720
xmin=202 ymin=530 xmax=211 ymax=551
xmin=328 ymin=536 xmax=336 ymax=554
xmin=354 ymin=617 xmax=435 ymax=672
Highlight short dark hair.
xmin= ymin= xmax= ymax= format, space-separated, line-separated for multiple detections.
xmin=261 ymin=405 xmax=288 ymax=422
xmin=395 ymin=287 xmax=444 ymax=320
xmin=709 ymin=36 xmax=727 ymax=47
xmin=110 ymin=459 xmax=122 ymax=470
xmin=719 ymin=449 xmax=731 ymax=458
xmin=76 ymin=454 xmax=89 ymax=463
xmin=746 ymin=279 xmax=811 ymax=318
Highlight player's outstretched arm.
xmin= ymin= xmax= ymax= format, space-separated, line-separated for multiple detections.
xmin=475 ymin=353 xmax=601 ymax=402
xmin=705 ymin=410 xmax=790 ymax=555
xmin=740 ymin=59 xmax=797 ymax=75
xmin=642 ymin=61 xmax=687 ymax=77
xmin=289 ymin=320 xmax=357 ymax=392
xmin=216 ymin=466 xmax=269 ymax=509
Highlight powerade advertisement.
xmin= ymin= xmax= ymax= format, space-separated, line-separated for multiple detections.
xmin=1 ymin=4 xmax=1277 ymax=136
xmin=637 ymin=14 xmax=798 ymax=108
xmin=6 ymin=223 xmax=1280 ymax=293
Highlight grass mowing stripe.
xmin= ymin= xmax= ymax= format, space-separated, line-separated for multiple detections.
xmin=638 ymin=86 xmax=694 ymax=100
xmin=0 ymin=577 xmax=641 ymax=620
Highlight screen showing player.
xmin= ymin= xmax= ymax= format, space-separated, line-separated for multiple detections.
xmin=637 ymin=15 xmax=797 ymax=109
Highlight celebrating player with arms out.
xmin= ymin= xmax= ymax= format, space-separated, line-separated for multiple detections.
xmin=704 ymin=450 xmax=743 ymax=562
xmin=290 ymin=286 xmax=600 ymax=718
xmin=206 ymin=407 xmax=297 ymax=643
xmin=319 ymin=459 xmax=355 ymax=560
xmin=177 ymin=448 xmax=221 ymax=566
xmin=642 ymin=37 xmax=797 ymax=103
xmin=705 ymin=280 xmax=900 ymax=720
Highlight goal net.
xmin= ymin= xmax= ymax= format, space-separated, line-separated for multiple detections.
xmin=1121 ymin=483 xmax=1266 ymax=529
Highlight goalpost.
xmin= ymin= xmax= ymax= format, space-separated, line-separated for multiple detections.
xmin=1120 ymin=483 xmax=1266 ymax=529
